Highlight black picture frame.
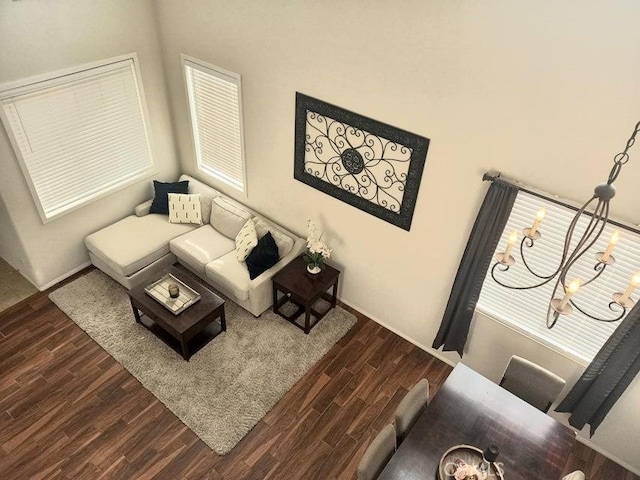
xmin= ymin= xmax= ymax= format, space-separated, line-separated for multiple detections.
xmin=294 ymin=92 xmax=429 ymax=231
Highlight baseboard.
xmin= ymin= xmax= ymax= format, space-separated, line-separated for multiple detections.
xmin=340 ymin=297 xmax=640 ymax=477
xmin=575 ymin=436 xmax=640 ymax=476
xmin=339 ymin=298 xmax=456 ymax=368
xmin=36 ymin=261 xmax=92 ymax=291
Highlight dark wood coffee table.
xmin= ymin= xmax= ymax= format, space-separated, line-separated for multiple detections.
xmin=272 ymin=255 xmax=340 ymax=334
xmin=127 ymin=266 xmax=226 ymax=360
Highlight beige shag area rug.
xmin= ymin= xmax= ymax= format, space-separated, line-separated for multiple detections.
xmin=49 ymin=269 xmax=356 ymax=455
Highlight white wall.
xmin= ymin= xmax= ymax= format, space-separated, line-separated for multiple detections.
xmin=0 ymin=0 xmax=179 ymax=289
xmin=0 ymin=192 xmax=28 ymax=271
xmin=155 ymin=0 xmax=640 ymax=472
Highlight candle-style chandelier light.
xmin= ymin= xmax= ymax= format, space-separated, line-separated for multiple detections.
xmin=491 ymin=121 xmax=640 ymax=329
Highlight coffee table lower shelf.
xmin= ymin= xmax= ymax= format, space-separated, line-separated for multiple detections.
xmin=134 ymin=309 xmax=225 ymax=361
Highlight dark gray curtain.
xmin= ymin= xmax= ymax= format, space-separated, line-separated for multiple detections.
xmin=556 ymin=302 xmax=640 ymax=435
xmin=432 ymin=180 xmax=517 ymax=356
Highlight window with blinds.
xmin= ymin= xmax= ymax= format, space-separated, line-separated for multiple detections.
xmin=477 ymin=190 xmax=640 ymax=363
xmin=183 ymin=56 xmax=246 ymax=193
xmin=0 ymin=54 xmax=154 ymax=223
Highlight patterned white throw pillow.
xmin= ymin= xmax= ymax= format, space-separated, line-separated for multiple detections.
xmin=168 ymin=193 xmax=203 ymax=225
xmin=235 ymin=219 xmax=258 ymax=262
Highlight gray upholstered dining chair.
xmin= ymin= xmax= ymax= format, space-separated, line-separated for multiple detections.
xmin=357 ymin=424 xmax=396 ymax=480
xmin=500 ymin=355 xmax=566 ymax=413
xmin=562 ymin=471 xmax=586 ymax=480
xmin=393 ymin=378 xmax=430 ymax=443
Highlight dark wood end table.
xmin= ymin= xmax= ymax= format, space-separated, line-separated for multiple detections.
xmin=127 ymin=266 xmax=226 ymax=360
xmin=271 ymin=256 xmax=340 ymax=334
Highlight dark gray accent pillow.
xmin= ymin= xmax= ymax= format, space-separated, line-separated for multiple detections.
xmin=246 ymin=231 xmax=280 ymax=280
xmin=149 ymin=180 xmax=189 ymax=214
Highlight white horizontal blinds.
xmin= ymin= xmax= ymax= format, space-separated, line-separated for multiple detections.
xmin=477 ymin=191 xmax=639 ymax=362
xmin=184 ymin=60 xmax=245 ymax=192
xmin=0 ymin=59 xmax=153 ymax=221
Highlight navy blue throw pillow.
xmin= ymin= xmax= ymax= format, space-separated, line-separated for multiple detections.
xmin=246 ymin=231 xmax=280 ymax=280
xmin=149 ymin=180 xmax=189 ymax=215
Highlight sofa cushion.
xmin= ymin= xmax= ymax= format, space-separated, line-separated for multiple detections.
xmin=169 ymin=225 xmax=235 ymax=275
xmin=210 ymin=197 xmax=251 ymax=239
xmin=200 ymin=195 xmax=213 ymax=224
xmin=168 ymin=193 xmax=203 ymax=225
xmin=235 ymin=218 xmax=258 ymax=262
xmin=205 ymin=251 xmax=251 ymax=301
xmin=149 ymin=180 xmax=189 ymax=214
xmin=85 ymin=214 xmax=196 ymax=277
xmin=246 ymin=232 xmax=280 ymax=280
xmin=253 ymin=217 xmax=294 ymax=258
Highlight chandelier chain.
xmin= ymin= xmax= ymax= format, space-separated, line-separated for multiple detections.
xmin=608 ymin=121 xmax=640 ymax=183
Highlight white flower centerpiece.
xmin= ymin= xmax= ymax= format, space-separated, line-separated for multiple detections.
xmin=303 ymin=220 xmax=332 ymax=274
xmin=452 ymin=459 xmax=482 ymax=480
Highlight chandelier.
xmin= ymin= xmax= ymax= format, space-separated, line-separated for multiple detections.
xmin=491 ymin=121 xmax=640 ymax=328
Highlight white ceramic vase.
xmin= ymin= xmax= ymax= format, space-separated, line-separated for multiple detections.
xmin=307 ymin=264 xmax=321 ymax=275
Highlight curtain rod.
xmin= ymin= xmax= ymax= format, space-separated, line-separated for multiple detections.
xmin=482 ymin=170 xmax=640 ymax=235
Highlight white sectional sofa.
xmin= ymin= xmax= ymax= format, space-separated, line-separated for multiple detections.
xmin=85 ymin=174 xmax=305 ymax=316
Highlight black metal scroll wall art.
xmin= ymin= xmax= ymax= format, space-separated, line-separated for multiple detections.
xmin=294 ymin=93 xmax=430 ymax=231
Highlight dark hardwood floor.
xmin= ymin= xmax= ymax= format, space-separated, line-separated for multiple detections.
xmin=0 ymin=282 xmax=638 ymax=479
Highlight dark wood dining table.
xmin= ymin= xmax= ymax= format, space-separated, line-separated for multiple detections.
xmin=378 ymin=363 xmax=576 ymax=480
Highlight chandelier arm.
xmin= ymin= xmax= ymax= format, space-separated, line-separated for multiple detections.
xmin=519 ymin=237 xmax=561 ymax=280
xmin=561 ymin=199 xmax=607 ymax=272
xmin=551 ymin=201 xmax=608 ymax=299
xmin=559 ymin=201 xmax=609 ymax=281
xmin=490 ymin=262 xmax=558 ymax=290
xmin=577 ymin=261 xmax=607 ymax=288
xmin=547 ymin=271 xmax=566 ymax=328
xmin=558 ymin=196 xmax=598 ymax=266
xmin=520 ymin=195 xmax=598 ymax=283
xmin=546 ymin=200 xmax=609 ymax=329
xmin=568 ymin=299 xmax=626 ymax=322
xmin=548 ymin=197 xmax=600 ymax=302
xmin=572 ymin=204 xmax=612 ymax=290
xmin=546 ymin=304 xmax=561 ymax=329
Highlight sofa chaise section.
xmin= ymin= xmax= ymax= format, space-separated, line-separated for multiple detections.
xmin=86 ymin=213 xmax=197 ymax=289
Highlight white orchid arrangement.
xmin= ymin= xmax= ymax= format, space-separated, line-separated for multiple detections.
xmin=303 ymin=220 xmax=332 ymax=269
